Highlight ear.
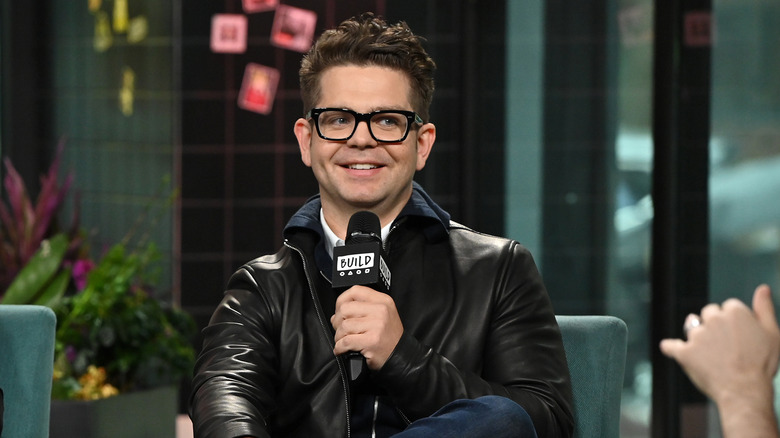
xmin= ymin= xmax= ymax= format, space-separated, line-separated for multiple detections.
xmin=294 ymin=118 xmax=313 ymax=167
xmin=415 ymin=123 xmax=436 ymax=171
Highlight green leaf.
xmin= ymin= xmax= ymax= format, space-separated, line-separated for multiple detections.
xmin=33 ymin=268 xmax=72 ymax=307
xmin=2 ymin=233 xmax=69 ymax=304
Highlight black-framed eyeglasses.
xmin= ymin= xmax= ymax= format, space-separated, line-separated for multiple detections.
xmin=306 ymin=108 xmax=424 ymax=143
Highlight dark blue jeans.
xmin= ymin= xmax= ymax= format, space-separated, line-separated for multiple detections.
xmin=392 ymin=396 xmax=538 ymax=438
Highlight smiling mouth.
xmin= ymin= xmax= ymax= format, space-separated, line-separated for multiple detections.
xmin=347 ymin=164 xmax=380 ymax=170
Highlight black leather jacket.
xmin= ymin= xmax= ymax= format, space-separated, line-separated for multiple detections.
xmin=190 ymin=186 xmax=574 ymax=438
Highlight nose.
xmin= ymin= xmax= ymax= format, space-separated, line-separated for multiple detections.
xmin=347 ymin=120 xmax=377 ymax=148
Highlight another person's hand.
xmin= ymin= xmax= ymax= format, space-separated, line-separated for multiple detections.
xmin=331 ymin=285 xmax=404 ymax=370
xmin=660 ymin=284 xmax=780 ymax=437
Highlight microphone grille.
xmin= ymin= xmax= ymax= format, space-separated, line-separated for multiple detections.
xmin=346 ymin=211 xmax=381 ymax=244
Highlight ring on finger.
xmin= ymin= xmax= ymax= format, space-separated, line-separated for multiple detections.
xmin=683 ymin=314 xmax=701 ymax=339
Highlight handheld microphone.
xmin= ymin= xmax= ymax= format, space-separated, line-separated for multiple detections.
xmin=332 ymin=211 xmax=391 ymax=382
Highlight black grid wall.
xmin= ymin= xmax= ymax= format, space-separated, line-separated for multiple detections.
xmin=179 ymin=0 xmax=470 ymax=337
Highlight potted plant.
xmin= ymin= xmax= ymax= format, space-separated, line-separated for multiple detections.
xmin=1 ymin=147 xmax=195 ymax=437
xmin=0 ymin=141 xmax=84 ymax=306
xmin=51 ymin=240 xmax=195 ymax=399
xmin=48 ymin=239 xmax=195 ymax=437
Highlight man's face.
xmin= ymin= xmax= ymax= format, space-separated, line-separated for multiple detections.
xmin=294 ymin=65 xmax=435 ymax=224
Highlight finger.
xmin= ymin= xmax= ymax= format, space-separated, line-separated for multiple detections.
xmin=336 ymin=316 xmax=368 ymax=337
xmin=753 ymin=284 xmax=779 ymax=333
xmin=331 ymin=303 xmax=365 ymax=330
xmin=336 ymin=300 xmax=374 ymax=324
xmin=683 ymin=313 xmax=702 ymax=339
xmin=331 ymin=307 xmax=368 ymax=334
xmin=334 ymin=285 xmax=379 ymax=309
xmin=659 ymin=338 xmax=686 ymax=359
xmin=334 ymin=333 xmax=363 ymax=356
xmin=333 ymin=288 xmax=369 ymax=322
xmin=699 ymin=302 xmax=722 ymax=321
xmin=334 ymin=287 xmax=359 ymax=309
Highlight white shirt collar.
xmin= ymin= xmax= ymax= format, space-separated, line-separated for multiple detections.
xmin=320 ymin=208 xmax=391 ymax=259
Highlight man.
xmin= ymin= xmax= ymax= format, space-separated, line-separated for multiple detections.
xmin=190 ymin=13 xmax=573 ymax=438
xmin=661 ymin=284 xmax=780 ymax=438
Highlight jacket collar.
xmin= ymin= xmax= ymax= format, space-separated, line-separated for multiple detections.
xmin=283 ymin=181 xmax=451 ymax=243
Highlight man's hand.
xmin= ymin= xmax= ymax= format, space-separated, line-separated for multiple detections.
xmin=660 ymin=284 xmax=780 ymax=402
xmin=331 ymin=285 xmax=404 ymax=370
xmin=660 ymin=284 xmax=780 ymax=437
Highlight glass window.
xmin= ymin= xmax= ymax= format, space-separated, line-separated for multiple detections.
xmin=506 ymin=2 xmax=654 ymax=436
xmin=610 ymin=2 xmax=655 ymax=436
xmin=507 ymin=1 xmax=778 ymax=436
xmin=709 ymin=1 xmax=780 ymax=301
xmin=709 ymin=0 xmax=780 ymax=434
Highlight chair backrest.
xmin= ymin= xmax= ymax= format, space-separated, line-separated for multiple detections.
xmin=556 ymin=315 xmax=627 ymax=438
xmin=0 ymin=305 xmax=56 ymax=438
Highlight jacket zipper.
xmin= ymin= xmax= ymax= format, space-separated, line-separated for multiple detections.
xmin=377 ymin=222 xmax=415 ymax=431
xmin=284 ymin=240 xmax=353 ymax=438
xmin=371 ymin=396 xmax=379 ymax=438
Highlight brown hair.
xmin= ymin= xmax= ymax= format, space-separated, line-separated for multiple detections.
xmin=299 ymin=13 xmax=436 ymax=122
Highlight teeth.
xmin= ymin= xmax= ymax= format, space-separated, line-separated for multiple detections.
xmin=349 ymin=164 xmax=378 ymax=170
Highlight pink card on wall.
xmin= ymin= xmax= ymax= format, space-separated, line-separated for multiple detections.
xmin=270 ymin=5 xmax=317 ymax=53
xmin=238 ymin=63 xmax=280 ymax=115
xmin=243 ymin=0 xmax=278 ymax=14
xmin=210 ymin=14 xmax=248 ymax=54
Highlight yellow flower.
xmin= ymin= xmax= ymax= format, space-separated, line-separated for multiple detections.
xmin=75 ymin=365 xmax=119 ymax=400
xmin=100 ymin=383 xmax=119 ymax=398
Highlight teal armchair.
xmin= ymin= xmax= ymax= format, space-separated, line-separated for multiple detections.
xmin=0 ymin=305 xmax=56 ymax=438
xmin=556 ymin=315 xmax=628 ymax=438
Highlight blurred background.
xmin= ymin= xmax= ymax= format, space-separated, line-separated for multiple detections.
xmin=2 ymin=0 xmax=778 ymax=437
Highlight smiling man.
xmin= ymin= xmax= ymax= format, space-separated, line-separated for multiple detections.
xmin=190 ymin=13 xmax=574 ymax=438
xmin=296 ymin=64 xmax=434 ymax=241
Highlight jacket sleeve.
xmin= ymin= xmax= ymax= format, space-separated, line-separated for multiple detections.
xmin=374 ymin=239 xmax=575 ymax=438
xmin=189 ymin=267 xmax=278 ymax=438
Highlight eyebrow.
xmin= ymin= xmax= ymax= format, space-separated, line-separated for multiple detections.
xmin=322 ymin=105 xmax=411 ymax=113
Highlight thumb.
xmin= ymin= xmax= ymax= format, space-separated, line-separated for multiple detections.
xmin=752 ymin=284 xmax=779 ymax=334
